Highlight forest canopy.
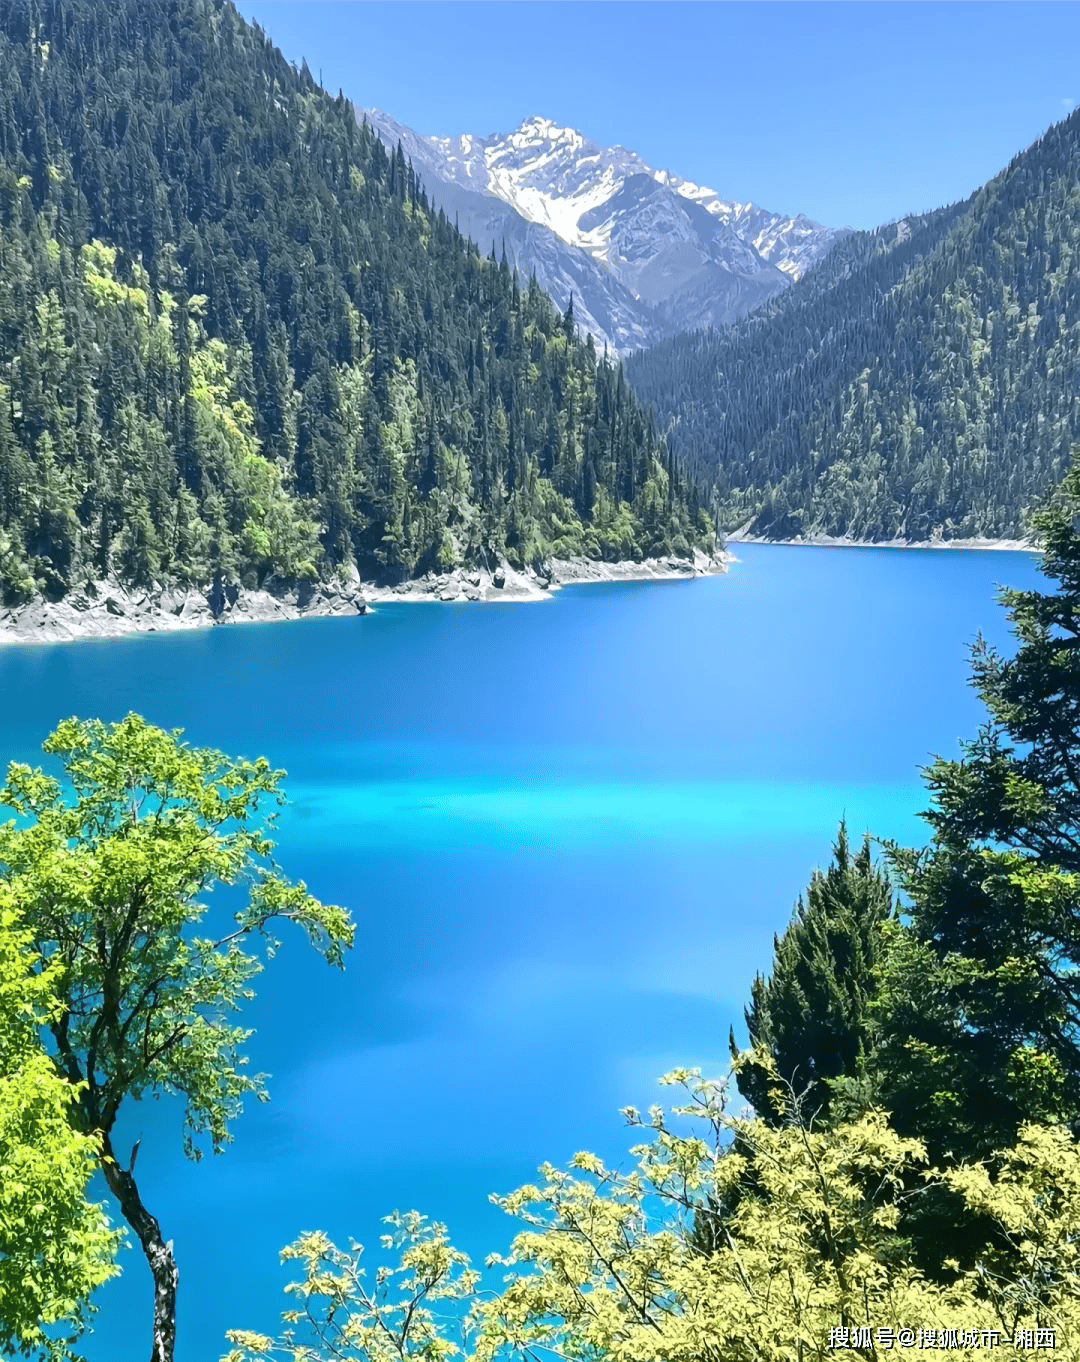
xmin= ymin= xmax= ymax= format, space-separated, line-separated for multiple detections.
xmin=0 ymin=0 xmax=713 ymax=606
xmin=628 ymin=108 xmax=1080 ymax=543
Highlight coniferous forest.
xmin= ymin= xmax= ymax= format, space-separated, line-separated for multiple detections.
xmin=628 ymin=109 xmax=1080 ymax=542
xmin=0 ymin=0 xmax=713 ymax=606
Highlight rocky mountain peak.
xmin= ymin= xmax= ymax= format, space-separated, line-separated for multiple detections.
xmin=361 ymin=106 xmax=850 ymax=354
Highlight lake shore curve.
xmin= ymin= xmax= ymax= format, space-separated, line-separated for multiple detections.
xmin=0 ymin=550 xmax=730 ymax=645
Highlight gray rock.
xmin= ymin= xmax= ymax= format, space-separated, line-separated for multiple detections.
xmin=0 ymin=575 xmax=367 ymax=645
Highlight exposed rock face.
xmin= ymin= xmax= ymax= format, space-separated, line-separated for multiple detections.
xmin=0 ymin=555 xmax=731 ymax=645
xmin=361 ymin=108 xmax=850 ymax=355
xmin=0 ymin=576 xmax=367 ymax=644
xmin=362 ymin=549 xmax=728 ymax=605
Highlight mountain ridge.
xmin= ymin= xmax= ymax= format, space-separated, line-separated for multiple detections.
xmin=360 ymin=107 xmax=656 ymax=354
xmin=362 ymin=107 xmax=850 ymax=354
xmin=627 ymin=108 xmax=1080 ymax=542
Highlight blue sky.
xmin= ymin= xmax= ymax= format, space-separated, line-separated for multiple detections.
xmin=241 ymin=1 xmax=1078 ymax=231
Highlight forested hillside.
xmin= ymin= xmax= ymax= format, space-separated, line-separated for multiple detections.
xmin=0 ymin=0 xmax=712 ymax=605
xmin=628 ymin=109 xmax=1080 ymax=542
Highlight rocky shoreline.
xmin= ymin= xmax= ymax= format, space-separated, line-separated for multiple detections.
xmin=0 ymin=575 xmax=369 ymax=645
xmin=726 ymin=531 xmax=1035 ymax=552
xmin=0 ymin=551 xmax=728 ymax=645
xmin=363 ymin=548 xmax=727 ymax=605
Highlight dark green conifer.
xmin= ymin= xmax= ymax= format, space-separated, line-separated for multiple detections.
xmin=628 ymin=110 xmax=1080 ymax=542
xmin=734 ymin=821 xmax=894 ymax=1126
xmin=879 ymin=447 xmax=1080 ymax=1164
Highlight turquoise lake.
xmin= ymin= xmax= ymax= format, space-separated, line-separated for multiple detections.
xmin=0 ymin=543 xmax=1043 ymax=1358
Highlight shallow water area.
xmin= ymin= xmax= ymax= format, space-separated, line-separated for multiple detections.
xmin=0 ymin=543 xmax=1042 ymax=1359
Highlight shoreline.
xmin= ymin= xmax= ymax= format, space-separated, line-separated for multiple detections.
xmin=726 ymin=532 xmax=1036 ymax=552
xmin=363 ymin=549 xmax=727 ymax=606
xmin=0 ymin=577 xmax=369 ymax=646
xmin=0 ymin=551 xmax=729 ymax=645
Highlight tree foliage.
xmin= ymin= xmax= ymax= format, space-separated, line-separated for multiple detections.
xmin=0 ymin=907 xmax=119 ymax=1361
xmin=628 ymin=106 xmax=1080 ymax=542
xmin=0 ymin=713 xmax=354 ymax=1362
xmin=0 ymin=0 xmax=712 ymax=605
xmin=877 ymin=451 xmax=1080 ymax=1164
xmin=224 ymin=1070 xmax=1080 ymax=1362
xmin=224 ymin=1213 xmax=479 ymax=1362
xmin=734 ymin=822 xmax=895 ymax=1126
xmin=717 ymin=455 xmax=1080 ymax=1267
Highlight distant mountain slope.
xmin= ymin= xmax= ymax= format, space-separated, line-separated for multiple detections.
xmin=360 ymin=108 xmax=655 ymax=354
xmin=0 ymin=0 xmax=715 ymax=609
xmin=363 ymin=109 xmax=849 ymax=354
xmin=628 ymin=110 xmax=1080 ymax=542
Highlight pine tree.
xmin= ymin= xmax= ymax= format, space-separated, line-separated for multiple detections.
xmin=734 ymin=822 xmax=894 ymax=1126
xmin=879 ymin=446 xmax=1080 ymax=1164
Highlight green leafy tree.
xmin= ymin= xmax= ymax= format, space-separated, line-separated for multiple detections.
xmin=734 ymin=822 xmax=895 ymax=1126
xmin=0 ymin=906 xmax=119 ymax=1360
xmin=0 ymin=714 xmax=354 ymax=1362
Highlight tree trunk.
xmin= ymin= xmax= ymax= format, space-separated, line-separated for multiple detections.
xmin=101 ymin=1135 xmax=178 ymax=1362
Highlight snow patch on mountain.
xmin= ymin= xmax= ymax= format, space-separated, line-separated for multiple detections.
xmin=361 ymin=108 xmax=850 ymax=354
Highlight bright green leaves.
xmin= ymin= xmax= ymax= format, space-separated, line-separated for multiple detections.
xmin=0 ymin=713 xmax=353 ymax=1356
xmin=226 ymin=1070 xmax=1080 ymax=1362
xmin=224 ymin=1215 xmax=480 ymax=1362
xmin=0 ymin=713 xmax=354 ymax=1160
xmin=240 ymin=872 xmax=354 ymax=971
xmin=0 ymin=907 xmax=120 ymax=1361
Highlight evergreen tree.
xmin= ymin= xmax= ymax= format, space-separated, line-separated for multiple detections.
xmin=878 ymin=448 xmax=1080 ymax=1164
xmin=734 ymin=823 xmax=894 ymax=1126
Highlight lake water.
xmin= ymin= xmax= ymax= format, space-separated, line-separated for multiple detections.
xmin=0 ymin=543 xmax=1042 ymax=1359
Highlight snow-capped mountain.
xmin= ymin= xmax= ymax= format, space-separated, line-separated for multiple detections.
xmin=361 ymin=109 xmax=851 ymax=354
